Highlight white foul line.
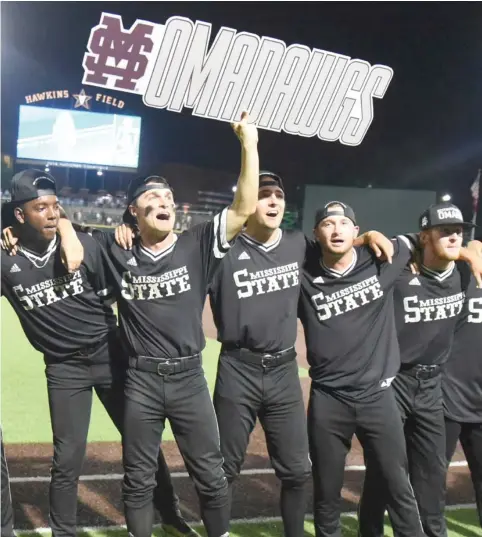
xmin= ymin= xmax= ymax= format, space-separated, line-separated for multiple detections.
xmin=9 ymin=460 xmax=468 ymax=484
xmin=13 ymin=503 xmax=478 ymax=535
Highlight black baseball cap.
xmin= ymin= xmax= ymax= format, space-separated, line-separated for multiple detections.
xmin=10 ymin=169 xmax=57 ymax=204
xmin=126 ymin=174 xmax=173 ymax=206
xmin=123 ymin=174 xmax=174 ymax=225
xmin=314 ymin=201 xmax=357 ymax=228
xmin=259 ymin=170 xmax=284 ymax=192
xmin=419 ymin=202 xmax=476 ymax=231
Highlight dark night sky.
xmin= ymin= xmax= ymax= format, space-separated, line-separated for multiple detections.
xmin=1 ymin=2 xmax=481 ymax=215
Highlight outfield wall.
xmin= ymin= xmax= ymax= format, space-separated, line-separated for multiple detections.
xmin=301 ymin=185 xmax=437 ymax=238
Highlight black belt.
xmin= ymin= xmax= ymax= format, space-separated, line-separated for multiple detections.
xmin=129 ymin=354 xmax=201 ymax=376
xmin=400 ymin=363 xmax=441 ymax=380
xmin=221 ymin=345 xmax=296 ymax=368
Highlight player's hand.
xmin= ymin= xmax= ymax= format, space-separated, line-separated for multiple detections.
xmin=231 ymin=111 xmax=258 ymax=148
xmin=1 ymin=227 xmax=18 ymax=255
xmin=1 ymin=227 xmax=19 ymax=256
xmin=60 ymin=235 xmax=84 ymax=273
xmin=365 ymin=231 xmax=393 ymax=264
xmin=115 ymin=223 xmax=135 ymax=250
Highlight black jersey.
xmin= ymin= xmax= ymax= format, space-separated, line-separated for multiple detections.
xmin=1 ymin=233 xmax=116 ymax=360
xmin=209 ymin=230 xmax=307 ymax=353
xmin=93 ymin=208 xmax=232 ymax=359
xmin=393 ymin=263 xmax=468 ymax=367
xmin=443 ymin=274 xmax=482 ymax=422
xmin=298 ymin=235 xmax=416 ymax=403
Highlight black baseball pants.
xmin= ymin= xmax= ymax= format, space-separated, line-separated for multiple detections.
xmin=1 ymin=428 xmax=15 ymax=537
xmin=308 ymin=384 xmax=423 ymax=537
xmin=122 ymin=357 xmax=229 ymax=537
xmin=445 ymin=418 xmax=482 ymax=526
xmin=45 ymin=335 xmax=181 ymax=537
xmin=213 ymin=350 xmax=311 ymax=537
xmin=359 ymin=369 xmax=447 ymax=537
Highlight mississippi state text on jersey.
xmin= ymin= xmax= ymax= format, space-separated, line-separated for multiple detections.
xmin=1 ymin=234 xmax=116 ymax=360
xmin=443 ymin=273 xmax=482 ymax=422
xmin=209 ymin=230 xmax=307 ymax=353
xmin=394 ymin=263 xmax=469 ymax=367
xmin=298 ymin=236 xmax=416 ymax=402
xmin=93 ymin=208 xmax=231 ymax=359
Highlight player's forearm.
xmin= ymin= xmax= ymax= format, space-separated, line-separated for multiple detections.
xmin=58 ymin=206 xmax=77 ymax=236
xmin=231 ymin=141 xmax=259 ymax=220
xmin=466 ymin=240 xmax=482 ymax=257
xmin=459 ymin=246 xmax=482 ymax=287
xmin=57 ymin=218 xmax=78 ymax=239
xmin=458 ymin=247 xmax=477 ymax=264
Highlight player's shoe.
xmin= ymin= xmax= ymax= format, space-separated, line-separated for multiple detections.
xmin=162 ymin=520 xmax=201 ymax=537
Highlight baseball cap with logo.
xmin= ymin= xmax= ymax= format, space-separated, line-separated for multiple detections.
xmin=10 ymin=169 xmax=57 ymax=204
xmin=314 ymin=201 xmax=357 ymax=228
xmin=259 ymin=171 xmax=285 ymax=192
xmin=419 ymin=202 xmax=476 ymax=231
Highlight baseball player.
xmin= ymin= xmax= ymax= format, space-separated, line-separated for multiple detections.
xmin=67 ymin=113 xmax=260 ymax=537
xmin=208 ymin=179 xmax=396 ymax=537
xmin=208 ymin=171 xmax=311 ymax=537
xmin=358 ymin=203 xmax=479 ymax=537
xmin=442 ymin=240 xmax=482 ymax=527
xmin=299 ymin=201 xmax=430 ymax=537
xmin=1 ymin=428 xmax=15 ymax=537
xmin=0 ymin=170 xmax=196 ymax=537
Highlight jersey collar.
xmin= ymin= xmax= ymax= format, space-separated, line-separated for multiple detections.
xmin=320 ymin=248 xmax=358 ymax=278
xmin=139 ymin=234 xmax=178 ymax=261
xmin=18 ymin=236 xmax=58 ymax=268
xmin=421 ymin=262 xmax=455 ymax=282
xmin=241 ymin=229 xmax=282 ymax=252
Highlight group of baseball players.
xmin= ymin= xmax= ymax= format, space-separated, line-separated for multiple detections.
xmin=1 ymin=114 xmax=481 ymax=537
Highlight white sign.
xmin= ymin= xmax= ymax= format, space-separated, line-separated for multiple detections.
xmin=82 ymin=13 xmax=394 ymax=146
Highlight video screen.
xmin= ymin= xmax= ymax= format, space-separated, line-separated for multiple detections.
xmin=16 ymin=105 xmax=141 ymax=170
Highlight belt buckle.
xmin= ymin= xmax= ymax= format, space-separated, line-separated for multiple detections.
xmin=261 ymin=354 xmax=274 ymax=368
xmin=157 ymin=359 xmax=175 ymax=376
xmin=415 ymin=366 xmax=430 ymax=380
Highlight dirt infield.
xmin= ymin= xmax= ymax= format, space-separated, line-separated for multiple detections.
xmin=6 ymin=302 xmax=475 ymax=531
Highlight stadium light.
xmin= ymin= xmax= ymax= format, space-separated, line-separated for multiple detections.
xmin=441 ymin=193 xmax=451 ymax=202
xmin=97 ymin=170 xmax=103 ymax=176
xmin=44 ymin=166 xmax=50 ymax=172
xmin=232 ymin=185 xmax=237 ymax=193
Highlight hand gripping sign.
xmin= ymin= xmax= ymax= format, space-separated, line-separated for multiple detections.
xmin=82 ymin=13 xmax=394 ymax=146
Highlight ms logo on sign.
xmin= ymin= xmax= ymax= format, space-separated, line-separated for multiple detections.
xmin=83 ymin=13 xmax=155 ymax=91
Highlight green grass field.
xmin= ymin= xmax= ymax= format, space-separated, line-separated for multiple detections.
xmin=14 ymin=509 xmax=482 ymax=537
